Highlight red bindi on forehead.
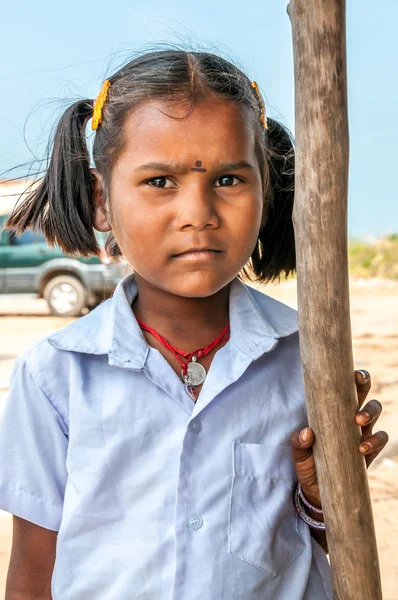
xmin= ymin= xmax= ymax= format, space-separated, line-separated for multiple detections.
xmin=191 ymin=160 xmax=207 ymax=173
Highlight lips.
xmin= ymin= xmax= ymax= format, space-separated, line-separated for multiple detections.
xmin=173 ymin=247 xmax=223 ymax=257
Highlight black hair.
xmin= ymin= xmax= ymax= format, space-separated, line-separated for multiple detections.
xmin=6 ymin=49 xmax=295 ymax=283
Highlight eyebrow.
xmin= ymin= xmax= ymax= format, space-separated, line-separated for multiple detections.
xmin=134 ymin=161 xmax=255 ymax=173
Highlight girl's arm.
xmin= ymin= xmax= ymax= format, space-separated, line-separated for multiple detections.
xmin=291 ymin=369 xmax=388 ymax=555
xmin=5 ymin=516 xmax=57 ymax=600
xmin=297 ymin=489 xmax=328 ymax=553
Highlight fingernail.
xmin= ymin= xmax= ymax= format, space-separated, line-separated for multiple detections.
xmin=360 ymin=442 xmax=371 ymax=453
xmin=358 ymin=370 xmax=370 ymax=382
xmin=358 ymin=411 xmax=370 ymax=424
xmin=299 ymin=428 xmax=308 ymax=443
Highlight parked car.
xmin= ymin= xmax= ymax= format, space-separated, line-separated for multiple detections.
xmin=0 ymin=215 xmax=128 ymax=317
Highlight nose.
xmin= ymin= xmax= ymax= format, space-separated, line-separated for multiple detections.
xmin=176 ymin=183 xmax=220 ymax=231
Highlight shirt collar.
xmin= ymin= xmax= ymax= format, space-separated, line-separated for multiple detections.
xmin=48 ymin=274 xmax=298 ymax=367
xmin=228 ymin=278 xmax=298 ymax=356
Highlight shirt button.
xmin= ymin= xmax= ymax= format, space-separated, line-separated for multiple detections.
xmin=188 ymin=420 xmax=202 ymax=434
xmin=187 ymin=515 xmax=203 ymax=531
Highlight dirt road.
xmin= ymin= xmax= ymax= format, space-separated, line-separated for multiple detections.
xmin=0 ymin=282 xmax=397 ymax=598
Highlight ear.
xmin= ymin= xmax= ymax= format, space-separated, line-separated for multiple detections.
xmin=91 ymin=169 xmax=112 ymax=232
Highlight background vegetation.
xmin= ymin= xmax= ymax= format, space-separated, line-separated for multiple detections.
xmin=348 ymin=234 xmax=398 ymax=279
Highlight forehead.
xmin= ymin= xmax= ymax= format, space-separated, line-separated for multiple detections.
xmin=116 ymin=96 xmax=256 ymax=168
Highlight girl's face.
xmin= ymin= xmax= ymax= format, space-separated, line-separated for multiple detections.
xmin=94 ymin=95 xmax=264 ymax=298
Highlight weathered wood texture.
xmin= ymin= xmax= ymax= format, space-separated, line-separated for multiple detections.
xmin=287 ymin=1 xmax=382 ymax=598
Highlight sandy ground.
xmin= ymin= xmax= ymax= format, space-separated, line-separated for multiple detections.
xmin=0 ymin=282 xmax=397 ymax=599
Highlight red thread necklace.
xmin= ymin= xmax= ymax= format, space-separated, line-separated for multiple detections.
xmin=136 ymin=318 xmax=230 ymax=401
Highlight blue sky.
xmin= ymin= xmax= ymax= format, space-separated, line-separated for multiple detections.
xmin=0 ymin=0 xmax=397 ymax=238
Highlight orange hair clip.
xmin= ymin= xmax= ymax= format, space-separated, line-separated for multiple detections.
xmin=92 ymin=80 xmax=111 ymax=130
xmin=251 ymin=81 xmax=267 ymax=130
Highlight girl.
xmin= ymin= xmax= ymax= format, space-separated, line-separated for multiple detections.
xmin=0 ymin=50 xmax=388 ymax=600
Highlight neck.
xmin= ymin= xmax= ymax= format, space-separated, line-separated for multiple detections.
xmin=132 ymin=274 xmax=230 ymax=348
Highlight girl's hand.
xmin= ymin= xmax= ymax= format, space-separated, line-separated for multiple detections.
xmin=290 ymin=369 xmax=389 ymax=510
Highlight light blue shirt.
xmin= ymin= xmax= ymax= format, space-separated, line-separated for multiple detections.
xmin=0 ymin=275 xmax=332 ymax=599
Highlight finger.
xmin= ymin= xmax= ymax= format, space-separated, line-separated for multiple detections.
xmin=359 ymin=430 xmax=389 ymax=467
xmin=290 ymin=428 xmax=318 ymax=489
xmin=290 ymin=427 xmax=315 ymax=463
xmin=355 ymin=399 xmax=383 ymax=435
xmin=355 ymin=369 xmax=371 ymax=406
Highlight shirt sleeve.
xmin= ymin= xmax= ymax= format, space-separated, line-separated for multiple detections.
xmin=0 ymin=357 xmax=68 ymax=531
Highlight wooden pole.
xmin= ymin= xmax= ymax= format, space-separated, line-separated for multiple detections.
xmin=287 ymin=2 xmax=382 ymax=598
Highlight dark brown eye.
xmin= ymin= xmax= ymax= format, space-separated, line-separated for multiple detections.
xmin=148 ymin=177 xmax=168 ymax=188
xmin=215 ymin=175 xmax=240 ymax=187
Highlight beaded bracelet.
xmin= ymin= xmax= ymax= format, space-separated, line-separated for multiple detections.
xmin=297 ymin=482 xmax=323 ymax=514
xmin=294 ymin=485 xmax=326 ymax=531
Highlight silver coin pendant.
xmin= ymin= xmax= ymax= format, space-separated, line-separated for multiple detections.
xmin=182 ymin=357 xmax=207 ymax=386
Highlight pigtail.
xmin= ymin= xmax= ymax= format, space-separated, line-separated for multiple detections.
xmin=6 ymin=100 xmax=100 ymax=256
xmin=250 ymin=118 xmax=296 ymax=283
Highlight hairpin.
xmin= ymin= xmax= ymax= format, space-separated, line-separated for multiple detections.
xmin=92 ymin=80 xmax=111 ymax=130
xmin=251 ymin=81 xmax=268 ymax=130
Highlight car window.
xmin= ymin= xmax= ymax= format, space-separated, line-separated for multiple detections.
xmin=9 ymin=229 xmax=46 ymax=246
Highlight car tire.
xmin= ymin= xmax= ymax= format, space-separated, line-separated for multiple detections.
xmin=43 ymin=275 xmax=87 ymax=317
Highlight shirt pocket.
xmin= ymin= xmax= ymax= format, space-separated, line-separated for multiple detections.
xmin=229 ymin=442 xmax=306 ymax=577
